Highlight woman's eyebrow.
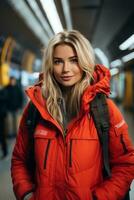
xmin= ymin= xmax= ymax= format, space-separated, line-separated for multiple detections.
xmin=53 ymin=57 xmax=62 ymax=60
xmin=69 ymin=56 xmax=78 ymax=59
xmin=53 ymin=56 xmax=77 ymax=59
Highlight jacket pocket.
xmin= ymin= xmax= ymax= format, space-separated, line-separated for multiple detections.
xmin=34 ymin=132 xmax=56 ymax=174
xmin=114 ymin=122 xmax=128 ymax=136
xmin=44 ymin=139 xmax=51 ymax=169
xmin=114 ymin=123 xmax=128 ymax=153
xmin=109 ymin=123 xmax=129 ymax=158
xmin=69 ymin=139 xmax=73 ymax=167
xmin=68 ymin=134 xmax=101 ymax=174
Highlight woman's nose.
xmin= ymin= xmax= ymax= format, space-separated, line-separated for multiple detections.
xmin=62 ymin=61 xmax=70 ymax=72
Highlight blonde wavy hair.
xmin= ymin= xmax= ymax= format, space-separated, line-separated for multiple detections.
xmin=42 ymin=30 xmax=95 ymax=125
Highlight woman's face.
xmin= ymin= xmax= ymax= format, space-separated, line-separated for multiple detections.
xmin=53 ymin=44 xmax=83 ymax=87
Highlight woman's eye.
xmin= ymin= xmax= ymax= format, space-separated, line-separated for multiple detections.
xmin=54 ymin=60 xmax=62 ymax=64
xmin=70 ymin=58 xmax=78 ymax=63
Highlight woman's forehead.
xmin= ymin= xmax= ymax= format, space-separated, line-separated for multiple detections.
xmin=53 ymin=44 xmax=77 ymax=58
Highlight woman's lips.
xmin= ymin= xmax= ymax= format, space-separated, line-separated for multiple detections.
xmin=61 ymin=76 xmax=73 ymax=81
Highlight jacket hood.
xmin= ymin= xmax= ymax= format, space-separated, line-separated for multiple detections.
xmin=26 ymin=64 xmax=111 ymax=114
xmin=81 ymin=64 xmax=111 ymax=112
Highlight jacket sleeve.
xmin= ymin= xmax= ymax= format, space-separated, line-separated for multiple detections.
xmin=93 ymin=99 xmax=134 ymax=200
xmin=11 ymin=103 xmax=35 ymax=200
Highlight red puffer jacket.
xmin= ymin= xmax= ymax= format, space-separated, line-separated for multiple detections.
xmin=11 ymin=65 xmax=134 ymax=200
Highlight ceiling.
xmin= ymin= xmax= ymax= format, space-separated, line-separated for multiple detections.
xmin=0 ymin=0 xmax=134 ymax=67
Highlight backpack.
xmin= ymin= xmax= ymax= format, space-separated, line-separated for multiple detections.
xmin=25 ymin=93 xmax=130 ymax=200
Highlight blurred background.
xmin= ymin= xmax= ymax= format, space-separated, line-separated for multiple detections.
xmin=0 ymin=0 xmax=134 ymax=199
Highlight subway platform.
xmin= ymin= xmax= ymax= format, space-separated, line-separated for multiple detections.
xmin=0 ymin=107 xmax=134 ymax=200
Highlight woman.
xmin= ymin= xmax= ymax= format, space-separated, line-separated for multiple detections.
xmin=11 ymin=30 xmax=134 ymax=200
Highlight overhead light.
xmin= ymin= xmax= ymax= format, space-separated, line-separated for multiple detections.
xmin=32 ymin=72 xmax=39 ymax=79
xmin=110 ymin=68 xmax=119 ymax=76
xmin=119 ymin=34 xmax=134 ymax=50
xmin=122 ymin=52 xmax=134 ymax=62
xmin=8 ymin=0 xmax=49 ymax=45
xmin=21 ymin=70 xmax=29 ymax=86
xmin=94 ymin=48 xmax=109 ymax=67
xmin=61 ymin=0 xmax=72 ymax=30
xmin=128 ymin=43 xmax=134 ymax=50
xmin=26 ymin=0 xmax=54 ymax=38
xmin=39 ymin=0 xmax=63 ymax=34
xmin=110 ymin=59 xmax=122 ymax=68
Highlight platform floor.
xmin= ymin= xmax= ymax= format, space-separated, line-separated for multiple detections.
xmin=0 ymin=106 xmax=134 ymax=200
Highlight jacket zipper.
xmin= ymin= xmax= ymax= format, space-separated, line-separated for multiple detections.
xmin=44 ymin=139 xmax=51 ymax=169
xmin=120 ymin=134 xmax=128 ymax=154
xmin=58 ymin=97 xmax=67 ymax=132
xmin=69 ymin=139 xmax=73 ymax=167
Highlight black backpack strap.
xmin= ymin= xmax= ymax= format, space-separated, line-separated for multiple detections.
xmin=26 ymin=101 xmax=40 ymax=135
xmin=90 ymin=93 xmax=111 ymax=177
xmin=25 ymin=101 xmax=40 ymax=172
